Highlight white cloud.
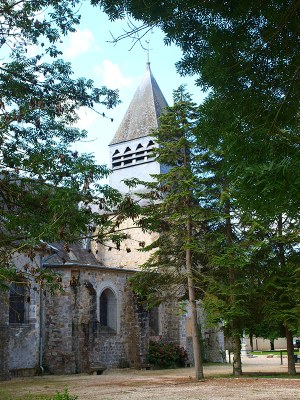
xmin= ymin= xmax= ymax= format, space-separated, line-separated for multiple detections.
xmin=94 ymin=60 xmax=132 ymax=89
xmin=64 ymin=29 xmax=97 ymax=59
xmin=76 ymin=107 xmax=98 ymax=130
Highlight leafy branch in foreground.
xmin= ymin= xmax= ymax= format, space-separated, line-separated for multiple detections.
xmin=0 ymin=0 xmax=122 ymax=288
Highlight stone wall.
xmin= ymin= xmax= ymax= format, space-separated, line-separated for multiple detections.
xmin=122 ymin=287 xmax=149 ymax=366
xmin=2 ymin=259 xmax=225 ymax=378
xmin=8 ymin=287 xmax=39 ymax=375
xmin=43 ymin=266 xmax=151 ymax=374
xmin=0 ymin=254 xmax=41 ymax=379
xmin=44 ymin=275 xmax=75 ymax=374
xmin=159 ymin=302 xmax=180 ymax=344
xmin=93 ymin=219 xmax=158 ymax=271
xmin=0 ymin=291 xmax=10 ymax=380
xmin=179 ymin=301 xmax=225 ymax=364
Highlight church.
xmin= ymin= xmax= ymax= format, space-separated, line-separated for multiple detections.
xmin=0 ymin=63 xmax=224 ymax=380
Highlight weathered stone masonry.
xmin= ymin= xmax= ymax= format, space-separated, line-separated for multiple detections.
xmin=42 ymin=264 xmax=165 ymax=374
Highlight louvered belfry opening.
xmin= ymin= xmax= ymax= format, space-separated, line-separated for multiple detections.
xmin=112 ymin=141 xmax=155 ymax=170
xmin=109 ymin=63 xmax=168 ymax=192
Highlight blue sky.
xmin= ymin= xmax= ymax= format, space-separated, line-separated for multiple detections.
xmin=56 ymin=4 xmax=206 ymax=167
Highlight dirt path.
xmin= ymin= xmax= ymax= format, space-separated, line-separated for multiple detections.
xmin=1 ymin=356 xmax=300 ymax=400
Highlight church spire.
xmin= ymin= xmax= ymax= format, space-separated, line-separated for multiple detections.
xmin=109 ymin=63 xmax=168 ymax=192
xmin=110 ymin=63 xmax=168 ymax=145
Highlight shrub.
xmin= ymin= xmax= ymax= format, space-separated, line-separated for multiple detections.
xmin=147 ymin=341 xmax=188 ymax=369
xmin=51 ymin=389 xmax=78 ymax=400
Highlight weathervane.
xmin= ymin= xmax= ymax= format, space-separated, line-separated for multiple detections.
xmin=145 ymin=40 xmax=152 ymax=63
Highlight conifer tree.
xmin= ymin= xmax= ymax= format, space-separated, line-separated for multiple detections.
xmin=96 ymin=0 xmax=300 ymax=217
xmin=130 ymin=86 xmax=206 ymax=380
xmin=130 ymin=87 xmax=264 ymax=377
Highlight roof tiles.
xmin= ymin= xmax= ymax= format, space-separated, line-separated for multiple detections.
xmin=110 ymin=62 xmax=168 ymax=145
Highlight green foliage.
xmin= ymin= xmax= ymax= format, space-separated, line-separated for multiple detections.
xmin=0 ymin=388 xmax=77 ymax=400
xmin=51 ymin=388 xmax=78 ymax=400
xmin=129 ymin=270 xmax=183 ymax=309
xmin=98 ymin=0 xmax=300 ymax=373
xmin=0 ymin=0 xmax=123 ymax=286
xmin=129 ymin=86 xmax=208 ymax=303
xmin=0 ymin=0 xmax=82 ymax=46
xmin=97 ymin=0 xmax=300 ymax=217
xmin=127 ymin=86 xmax=205 ymax=379
xmin=147 ymin=341 xmax=188 ymax=369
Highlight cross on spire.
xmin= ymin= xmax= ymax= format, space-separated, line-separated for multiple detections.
xmin=145 ymin=40 xmax=151 ymax=63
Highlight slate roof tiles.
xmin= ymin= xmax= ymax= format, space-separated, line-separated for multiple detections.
xmin=110 ymin=62 xmax=168 ymax=145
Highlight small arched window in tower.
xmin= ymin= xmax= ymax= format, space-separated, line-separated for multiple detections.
xmin=136 ymin=144 xmax=143 ymax=150
xmin=112 ymin=149 xmax=120 ymax=156
xmin=124 ymin=146 xmax=131 ymax=153
xmin=147 ymin=140 xmax=154 ymax=147
xmin=99 ymin=288 xmax=117 ymax=331
xmin=9 ymin=283 xmax=27 ymax=324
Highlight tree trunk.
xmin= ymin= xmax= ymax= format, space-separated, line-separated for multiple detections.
xmin=277 ymin=215 xmax=285 ymax=269
xmin=278 ymin=216 xmax=296 ymax=375
xmin=186 ymin=218 xmax=204 ymax=380
xmin=270 ymin=339 xmax=275 ymax=351
xmin=182 ymin=134 xmax=204 ymax=380
xmin=225 ymin=201 xmax=242 ymax=376
xmin=232 ymin=334 xmax=242 ymax=376
xmin=249 ymin=333 xmax=254 ymax=352
xmin=286 ymin=327 xmax=296 ymax=375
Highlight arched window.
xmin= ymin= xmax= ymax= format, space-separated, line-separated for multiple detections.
xmin=136 ymin=144 xmax=143 ymax=150
xmin=147 ymin=140 xmax=154 ymax=147
xmin=124 ymin=147 xmax=131 ymax=153
xmin=99 ymin=288 xmax=117 ymax=331
xmin=9 ymin=283 xmax=27 ymax=323
xmin=112 ymin=149 xmax=120 ymax=156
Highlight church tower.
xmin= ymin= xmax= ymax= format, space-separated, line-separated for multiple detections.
xmin=109 ymin=62 xmax=168 ymax=192
xmin=95 ymin=62 xmax=168 ymax=269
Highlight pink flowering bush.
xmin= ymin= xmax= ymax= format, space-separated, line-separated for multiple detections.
xmin=147 ymin=341 xmax=189 ymax=368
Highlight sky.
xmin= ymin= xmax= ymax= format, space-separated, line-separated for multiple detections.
xmin=57 ymin=3 xmax=206 ymax=168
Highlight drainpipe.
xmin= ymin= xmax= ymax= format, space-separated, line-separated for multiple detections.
xmin=39 ymin=270 xmax=44 ymax=375
xmin=39 ymin=247 xmax=59 ymax=374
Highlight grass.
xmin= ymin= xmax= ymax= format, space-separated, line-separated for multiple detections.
xmin=251 ymin=350 xmax=299 ymax=356
xmin=205 ymin=371 xmax=300 ymax=379
xmin=1 ymin=393 xmax=52 ymax=400
xmin=0 ymin=380 xmax=76 ymax=400
xmin=0 ymin=388 xmax=78 ymax=400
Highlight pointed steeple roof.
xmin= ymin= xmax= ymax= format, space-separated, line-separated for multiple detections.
xmin=110 ymin=62 xmax=168 ymax=145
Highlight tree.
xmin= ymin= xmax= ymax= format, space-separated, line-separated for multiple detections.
xmin=194 ymin=143 xmax=259 ymax=376
xmin=96 ymin=0 xmax=300 ymax=216
xmin=195 ymin=109 xmax=300 ymax=375
xmin=130 ymin=86 xmax=206 ymax=380
xmin=97 ymin=0 xmax=300 ymax=374
xmin=0 ymin=1 xmax=121 ymax=286
xmin=261 ymin=214 xmax=300 ymax=375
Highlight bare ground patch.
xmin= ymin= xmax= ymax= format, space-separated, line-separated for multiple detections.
xmin=1 ymin=359 xmax=299 ymax=400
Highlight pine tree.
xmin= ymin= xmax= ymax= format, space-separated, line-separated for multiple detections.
xmin=130 ymin=86 xmax=206 ymax=380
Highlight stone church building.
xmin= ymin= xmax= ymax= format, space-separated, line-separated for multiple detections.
xmin=0 ymin=63 xmax=224 ymax=380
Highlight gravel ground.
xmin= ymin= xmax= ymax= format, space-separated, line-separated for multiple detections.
xmin=1 ymin=356 xmax=300 ymax=400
